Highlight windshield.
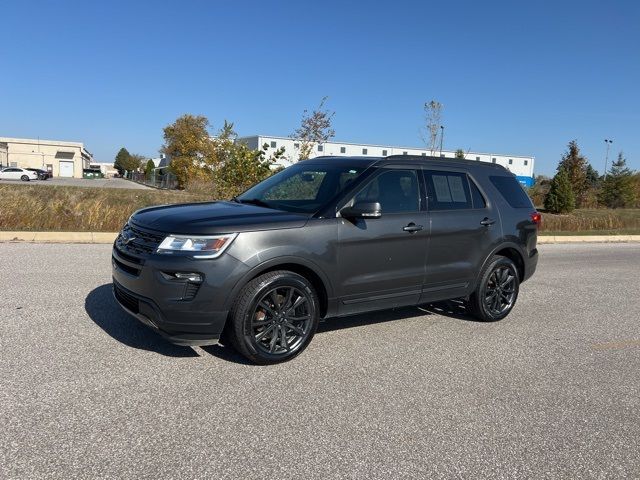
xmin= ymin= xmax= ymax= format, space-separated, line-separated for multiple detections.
xmin=236 ymin=163 xmax=367 ymax=214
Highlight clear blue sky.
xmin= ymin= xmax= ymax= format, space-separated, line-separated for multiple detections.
xmin=1 ymin=0 xmax=638 ymax=176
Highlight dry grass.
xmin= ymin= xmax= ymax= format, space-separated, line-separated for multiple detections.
xmin=541 ymin=209 xmax=640 ymax=234
xmin=0 ymin=184 xmax=213 ymax=232
xmin=2 ymin=183 xmax=640 ymax=234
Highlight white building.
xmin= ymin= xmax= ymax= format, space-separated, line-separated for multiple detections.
xmin=237 ymin=135 xmax=535 ymax=187
xmin=0 ymin=136 xmax=93 ymax=178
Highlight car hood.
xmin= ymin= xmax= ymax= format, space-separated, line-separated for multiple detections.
xmin=130 ymin=201 xmax=310 ymax=235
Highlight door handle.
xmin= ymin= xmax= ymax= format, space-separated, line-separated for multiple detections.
xmin=403 ymin=223 xmax=424 ymax=233
xmin=480 ymin=217 xmax=496 ymax=226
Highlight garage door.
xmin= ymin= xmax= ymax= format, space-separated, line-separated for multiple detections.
xmin=59 ymin=161 xmax=74 ymax=177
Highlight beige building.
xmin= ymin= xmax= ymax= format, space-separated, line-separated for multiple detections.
xmin=0 ymin=137 xmax=93 ymax=178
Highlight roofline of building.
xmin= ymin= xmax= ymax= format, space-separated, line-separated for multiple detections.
xmin=236 ymin=134 xmax=535 ymax=160
xmin=0 ymin=136 xmax=86 ymax=148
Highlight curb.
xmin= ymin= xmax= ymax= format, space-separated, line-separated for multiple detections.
xmin=0 ymin=231 xmax=118 ymax=243
xmin=537 ymin=235 xmax=640 ymax=244
xmin=1 ymin=231 xmax=640 ymax=245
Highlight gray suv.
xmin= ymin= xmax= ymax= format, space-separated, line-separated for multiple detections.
xmin=112 ymin=156 xmax=539 ymax=364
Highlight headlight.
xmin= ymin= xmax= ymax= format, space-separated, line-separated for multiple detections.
xmin=157 ymin=233 xmax=238 ymax=258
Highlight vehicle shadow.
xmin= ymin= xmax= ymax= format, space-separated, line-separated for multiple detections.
xmin=85 ymin=284 xmax=479 ymax=362
xmin=317 ymin=299 xmax=478 ymax=333
xmin=84 ymin=284 xmax=198 ymax=357
xmin=202 ymin=301 xmax=479 ymax=364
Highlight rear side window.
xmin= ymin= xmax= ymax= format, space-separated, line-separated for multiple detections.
xmin=425 ymin=171 xmax=472 ymax=210
xmin=490 ymin=176 xmax=533 ymax=208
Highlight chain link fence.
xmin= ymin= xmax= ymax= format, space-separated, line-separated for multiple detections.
xmin=127 ymin=170 xmax=179 ymax=190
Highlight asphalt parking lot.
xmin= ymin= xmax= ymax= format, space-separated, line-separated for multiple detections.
xmin=1 ymin=243 xmax=639 ymax=479
xmin=0 ymin=177 xmax=151 ymax=189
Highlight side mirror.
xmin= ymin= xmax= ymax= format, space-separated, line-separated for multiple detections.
xmin=340 ymin=201 xmax=382 ymax=219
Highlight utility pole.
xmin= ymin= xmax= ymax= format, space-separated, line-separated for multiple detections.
xmin=439 ymin=125 xmax=444 ymax=155
xmin=603 ymin=139 xmax=613 ymax=178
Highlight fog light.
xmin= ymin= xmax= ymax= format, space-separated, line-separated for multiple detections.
xmin=174 ymin=272 xmax=203 ymax=283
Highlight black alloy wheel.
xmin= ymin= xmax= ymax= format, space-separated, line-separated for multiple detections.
xmin=483 ymin=265 xmax=517 ymax=316
xmin=227 ymin=270 xmax=319 ymax=364
xmin=251 ymin=286 xmax=313 ymax=356
xmin=466 ymin=255 xmax=520 ymax=322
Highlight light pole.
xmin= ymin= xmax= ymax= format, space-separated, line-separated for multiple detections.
xmin=439 ymin=125 xmax=444 ymax=155
xmin=603 ymin=139 xmax=613 ymax=178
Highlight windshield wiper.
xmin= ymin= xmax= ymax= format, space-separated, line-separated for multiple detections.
xmin=235 ymin=198 xmax=272 ymax=209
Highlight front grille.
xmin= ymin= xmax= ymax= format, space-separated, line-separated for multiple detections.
xmin=114 ymin=282 xmax=139 ymax=314
xmin=113 ymin=256 xmax=140 ymax=276
xmin=115 ymin=223 xmax=164 ymax=258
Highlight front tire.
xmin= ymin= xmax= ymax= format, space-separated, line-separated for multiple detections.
xmin=467 ymin=255 xmax=519 ymax=322
xmin=227 ymin=270 xmax=320 ymax=364
xmin=21 ymin=175 xmax=30 ymax=181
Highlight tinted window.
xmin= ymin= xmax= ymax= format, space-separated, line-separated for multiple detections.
xmin=354 ymin=169 xmax=420 ymax=214
xmin=490 ymin=176 xmax=533 ymax=208
xmin=238 ymin=164 xmax=366 ymax=214
xmin=469 ymin=177 xmax=486 ymax=208
xmin=425 ymin=171 xmax=472 ymax=210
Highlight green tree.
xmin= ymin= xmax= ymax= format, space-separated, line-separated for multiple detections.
xmin=544 ymin=169 xmax=575 ymax=213
xmin=527 ymin=175 xmax=551 ymax=208
xmin=599 ymin=153 xmax=636 ymax=208
xmin=114 ymin=147 xmax=131 ymax=175
xmin=144 ymin=159 xmax=155 ymax=179
xmin=161 ymin=114 xmax=216 ymax=188
xmin=454 ymin=149 xmax=465 ymax=159
xmin=585 ymin=164 xmax=600 ymax=187
xmin=291 ymin=97 xmax=335 ymax=160
xmin=557 ymin=140 xmax=588 ymax=207
xmin=128 ymin=154 xmax=146 ymax=172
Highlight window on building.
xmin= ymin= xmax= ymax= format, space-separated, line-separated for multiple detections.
xmin=508 ymin=159 xmax=513 ymax=165
xmin=362 ymin=148 xmax=368 ymax=155
xmin=492 ymin=158 xmax=497 ymax=163
xmin=440 ymin=154 xmax=445 ymax=158
xmin=382 ymin=150 xmax=388 ymax=156
xmin=421 ymin=153 xmax=426 ymax=156
xmin=340 ymin=146 xmax=346 ymax=154
xmin=524 ymin=160 xmax=528 ymax=166
xmin=270 ymin=141 xmax=277 ymax=148
xmin=294 ymin=143 xmax=299 ymax=149
xmin=403 ymin=151 xmax=408 ymax=155
xmin=476 ymin=156 xmax=480 ymax=161
xmin=318 ymin=145 xmax=323 ymax=152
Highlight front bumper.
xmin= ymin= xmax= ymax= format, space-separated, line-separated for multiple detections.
xmin=112 ymin=280 xmax=225 ymax=346
xmin=111 ymin=244 xmax=249 ymax=346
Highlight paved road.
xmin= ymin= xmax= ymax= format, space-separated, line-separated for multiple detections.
xmin=1 ymin=243 xmax=639 ymax=479
xmin=0 ymin=177 xmax=151 ymax=189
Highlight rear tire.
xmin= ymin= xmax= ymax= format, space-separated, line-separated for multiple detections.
xmin=21 ymin=175 xmax=30 ymax=181
xmin=467 ymin=255 xmax=519 ymax=322
xmin=227 ymin=270 xmax=320 ymax=364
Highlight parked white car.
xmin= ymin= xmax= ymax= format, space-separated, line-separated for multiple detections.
xmin=0 ymin=167 xmax=39 ymax=181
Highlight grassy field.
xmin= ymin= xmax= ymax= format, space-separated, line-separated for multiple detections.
xmin=541 ymin=209 xmax=640 ymax=234
xmin=0 ymin=183 xmax=212 ymax=232
xmin=1 ymin=183 xmax=640 ymax=234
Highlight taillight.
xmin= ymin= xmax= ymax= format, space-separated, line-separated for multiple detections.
xmin=530 ymin=211 xmax=542 ymax=227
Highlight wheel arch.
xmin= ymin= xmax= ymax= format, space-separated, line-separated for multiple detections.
xmin=476 ymin=242 xmax=526 ymax=285
xmin=225 ymin=257 xmax=333 ymax=318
